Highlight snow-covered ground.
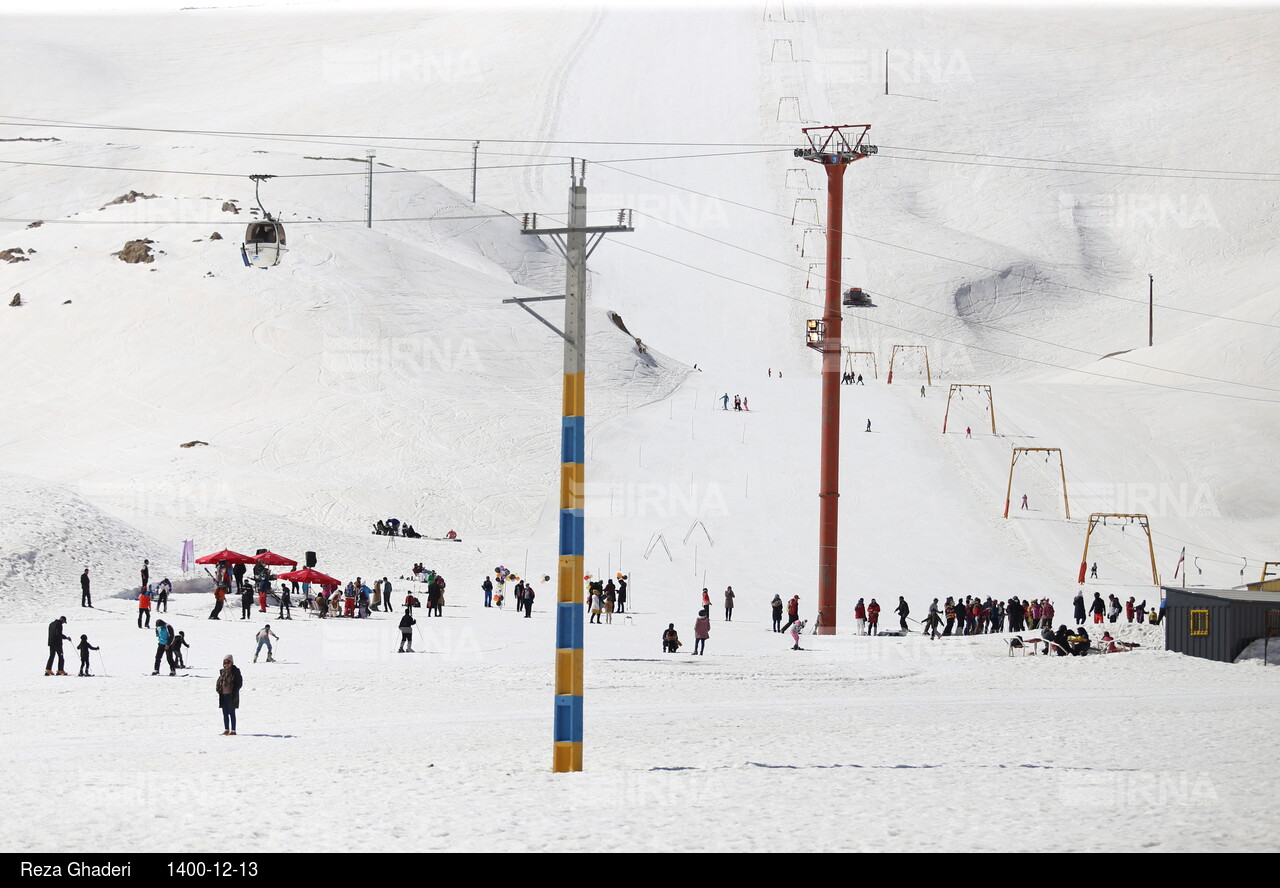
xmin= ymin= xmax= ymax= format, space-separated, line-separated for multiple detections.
xmin=1 ymin=2 xmax=1278 ymax=853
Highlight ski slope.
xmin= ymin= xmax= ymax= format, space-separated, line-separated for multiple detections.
xmin=0 ymin=2 xmax=1278 ymax=853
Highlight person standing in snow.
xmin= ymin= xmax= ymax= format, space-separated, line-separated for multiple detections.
xmin=254 ymin=624 xmax=279 ymax=663
xmin=1089 ymin=562 xmax=1098 ymax=579
xmin=617 ymin=576 xmax=628 ymax=614
xmin=780 ymin=595 xmax=800 ymax=634
xmin=171 ymin=630 xmax=189 ymax=669
xmin=233 ymin=562 xmax=246 ymax=593
xmin=382 ymin=577 xmax=393 ymax=612
xmin=279 ymin=584 xmax=293 ymax=620
xmin=1073 ymin=591 xmax=1086 ymax=625
xmin=1090 ymin=592 xmax=1106 ymax=624
xmin=603 ymin=584 xmax=615 ymax=624
xmin=1021 ymin=494 xmax=1029 ymax=510
xmin=721 ymin=392 xmax=729 ymax=410
xmin=866 ymin=419 xmax=872 ymax=432
xmin=216 ymin=654 xmax=243 ymax=735
xmin=137 ymin=587 xmax=152 ymax=629
xmin=588 ymin=586 xmax=603 ymax=624
xmin=701 ymin=588 xmax=711 ymax=612
xmin=790 ymin=619 xmax=807 ymax=650
xmin=1107 ymin=594 xmax=1122 ymax=624
xmin=240 ymin=584 xmax=254 ymax=620
xmin=80 ymin=568 xmax=92 ymax=608
xmin=924 ymin=600 xmax=942 ymax=640
xmin=141 ymin=559 xmax=149 ymax=592
xmin=867 ymin=599 xmax=881 ymax=635
xmin=1136 ymin=600 xmax=1148 ymax=624
xmin=398 ymin=609 xmax=416 ymax=652
xmin=920 ymin=385 xmax=926 ymax=397
xmin=76 ymin=634 xmax=98 ymax=676
xmin=155 ymin=578 xmax=170 ymax=613
xmin=482 ymin=576 xmax=493 ymax=608
xmin=724 ymin=586 xmax=735 ymax=621
xmin=209 ymin=582 xmax=226 ymax=621
xmin=693 ymin=609 xmax=710 ymax=655
xmin=1125 ymin=597 xmax=1135 ymax=623
xmin=153 ymin=620 xmax=176 ymax=676
xmin=771 ymin=594 xmax=784 ymax=632
xmin=45 ymin=616 xmax=70 ymax=675
xmin=855 ymin=597 xmax=867 ymax=635
xmin=894 ymin=596 xmax=910 ymax=632
xmin=523 ymin=583 xmax=535 ymax=618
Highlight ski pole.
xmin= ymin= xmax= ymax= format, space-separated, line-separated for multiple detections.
xmin=97 ymin=649 xmax=107 ymax=677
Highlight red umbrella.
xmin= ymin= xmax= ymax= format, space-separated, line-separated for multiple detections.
xmin=276 ymin=568 xmax=342 ymax=586
xmin=252 ymin=551 xmax=298 ymax=568
xmin=195 ymin=549 xmax=257 ymax=565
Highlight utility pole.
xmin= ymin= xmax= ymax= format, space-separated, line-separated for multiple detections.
xmin=365 ymin=150 xmax=375 ymax=229
xmin=472 ymin=141 xmax=480 ymax=204
xmin=795 ymin=125 xmax=876 ymax=636
xmin=1152 ymin=275 xmax=1162 ymax=348
xmin=520 ymin=160 xmax=633 ymax=773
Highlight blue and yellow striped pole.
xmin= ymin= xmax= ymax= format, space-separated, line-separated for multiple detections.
xmin=553 ymin=174 xmax=588 ymax=772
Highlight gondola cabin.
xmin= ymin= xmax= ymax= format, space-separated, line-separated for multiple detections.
xmin=241 ymin=219 xmax=287 ymax=269
xmin=843 ymin=287 xmax=874 ymax=307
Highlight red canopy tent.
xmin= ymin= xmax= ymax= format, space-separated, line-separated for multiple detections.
xmin=276 ymin=568 xmax=341 ymax=586
xmin=252 ymin=551 xmax=298 ymax=568
xmin=195 ymin=549 xmax=257 ymax=565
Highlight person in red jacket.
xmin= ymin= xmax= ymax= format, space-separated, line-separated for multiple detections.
xmin=867 ymin=599 xmax=881 ymax=635
xmin=780 ymin=595 xmax=800 ymax=634
xmin=137 ymin=588 xmax=152 ymax=629
xmin=1125 ymin=597 xmax=1135 ymax=623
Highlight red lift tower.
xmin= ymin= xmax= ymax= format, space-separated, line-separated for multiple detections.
xmin=797 ymin=124 xmax=876 ymax=635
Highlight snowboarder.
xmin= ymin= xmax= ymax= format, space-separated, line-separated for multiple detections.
xmin=398 ymin=610 xmax=416 ymax=652
xmin=46 ymin=616 xmax=70 ymax=675
xmin=254 ymin=624 xmax=279 ymax=663
xmin=724 ymin=586 xmax=735 ymax=621
xmin=76 ymin=634 xmax=98 ymax=676
xmin=894 ymin=596 xmax=910 ymax=632
xmin=152 ymin=620 xmax=176 ymax=676
xmin=80 ymin=568 xmax=92 ymax=608
xmin=771 ymin=594 xmax=783 ymax=632
xmin=137 ymin=587 xmax=152 ymax=629
xmin=482 ymin=576 xmax=493 ymax=608
xmin=790 ymin=619 xmax=807 ymax=650
xmin=693 ymin=609 xmax=710 ymax=655
xmin=171 ymin=631 xmax=189 ymax=669
xmin=216 ymin=654 xmax=243 ymax=735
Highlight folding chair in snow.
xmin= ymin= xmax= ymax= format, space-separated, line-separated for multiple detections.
xmin=1006 ymin=636 xmax=1031 ymax=657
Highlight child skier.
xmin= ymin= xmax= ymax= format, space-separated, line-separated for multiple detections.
xmin=76 ymin=634 xmax=98 ymax=676
xmin=790 ymin=619 xmax=807 ymax=650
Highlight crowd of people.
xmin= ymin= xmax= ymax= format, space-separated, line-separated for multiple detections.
xmin=373 ymin=518 xmax=421 ymax=538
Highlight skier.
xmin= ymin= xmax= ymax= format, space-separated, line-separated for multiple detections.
xmin=724 ymin=585 xmax=735 ymax=621
xmin=137 ymin=587 xmax=152 ymax=629
xmin=790 ymin=619 xmax=807 ymax=650
xmin=254 ymin=624 xmax=279 ymax=663
xmin=894 ymin=596 xmax=910 ymax=632
xmin=398 ymin=609 xmax=416 ymax=652
xmin=856 ymin=374 xmax=863 ymax=385
xmin=278 ymin=584 xmax=293 ymax=620
xmin=924 ymin=600 xmax=942 ymax=639
xmin=76 ymin=634 xmax=98 ymax=676
xmin=152 ymin=620 xmax=176 ymax=676
xmin=482 ymin=576 xmax=493 ymax=608
xmin=216 ymin=654 xmax=243 ymax=735
xmin=771 ymin=594 xmax=784 ymax=632
xmin=209 ymin=582 xmax=226 ymax=621
xmin=46 ymin=616 xmax=70 ymax=675
xmin=867 ymin=599 xmax=881 ymax=635
xmin=693 ymin=609 xmax=710 ymax=655
xmin=1089 ymin=562 xmax=1098 ymax=579
xmin=855 ymin=597 xmax=867 ymax=635
xmin=80 ymin=568 xmax=92 ymax=608
xmin=721 ymin=392 xmax=729 ymax=410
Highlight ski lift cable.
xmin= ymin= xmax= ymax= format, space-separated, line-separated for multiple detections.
xmin=593 ymin=224 xmax=1280 ymax=405
xmin=595 ymin=162 xmax=1280 ymax=333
